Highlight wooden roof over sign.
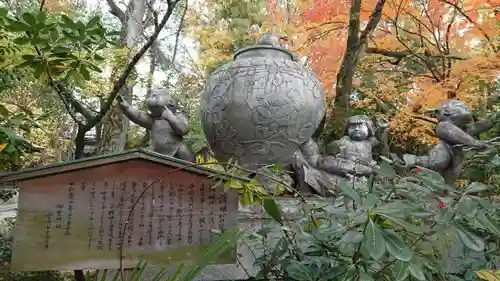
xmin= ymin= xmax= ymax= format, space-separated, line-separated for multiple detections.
xmin=0 ymin=149 xmax=239 ymax=182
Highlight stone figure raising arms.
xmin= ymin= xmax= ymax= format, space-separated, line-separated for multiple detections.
xmin=116 ymin=89 xmax=196 ymax=162
xmin=403 ymin=99 xmax=496 ymax=184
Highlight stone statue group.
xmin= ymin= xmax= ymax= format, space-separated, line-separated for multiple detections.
xmin=117 ymin=33 xmax=498 ymax=196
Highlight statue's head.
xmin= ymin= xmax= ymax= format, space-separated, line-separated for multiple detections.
xmin=437 ymin=99 xmax=473 ymax=128
xmin=146 ymin=88 xmax=179 ymax=117
xmin=345 ymin=115 xmax=374 ymax=141
xmin=256 ymin=32 xmax=286 ymax=48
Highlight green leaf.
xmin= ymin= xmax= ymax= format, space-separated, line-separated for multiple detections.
xmin=50 ymin=29 xmax=60 ymax=40
xmin=271 ymin=237 xmax=288 ymax=260
xmin=0 ymin=104 xmax=9 ymax=117
xmin=377 ymin=161 xmax=397 ymax=178
xmin=71 ymin=70 xmax=86 ymax=87
xmin=339 ymin=181 xmax=361 ymax=204
xmin=456 ymin=197 xmax=478 ymax=217
xmin=86 ymin=16 xmax=100 ymax=28
xmin=13 ymin=37 xmax=31 ymax=45
xmin=60 ymin=14 xmax=77 ymax=29
xmin=37 ymin=11 xmax=47 ymax=23
xmin=435 ymin=207 xmax=456 ymax=223
xmin=340 ymin=230 xmax=364 ymax=244
xmin=375 ymin=213 xmax=426 ymax=234
xmin=455 ymin=222 xmax=485 ymax=252
xmin=0 ymin=126 xmax=19 ymax=139
xmin=475 ymin=270 xmax=500 ymax=281
xmin=21 ymin=12 xmax=37 ymax=26
xmin=21 ymin=54 xmax=36 ymax=61
xmin=79 ymin=65 xmax=91 ymax=80
xmin=363 ymin=218 xmax=386 ymax=260
xmin=3 ymin=143 xmax=17 ymax=153
xmin=0 ymin=7 xmax=8 ymax=17
xmin=86 ymin=62 xmax=103 ymax=72
xmin=225 ymin=178 xmax=243 ymax=189
xmin=286 ymin=261 xmax=314 ymax=281
xmin=363 ymin=193 xmax=379 ymax=209
xmin=490 ymin=155 xmax=500 ymax=166
xmin=392 ymin=261 xmax=409 ymax=281
xmin=263 ymin=198 xmax=282 ymax=224
xmin=94 ymin=53 xmax=105 ymax=61
xmin=382 ymin=229 xmax=412 ymax=261
xmin=465 ymin=182 xmax=489 ymax=194
xmin=417 ymin=165 xmax=445 ymax=184
xmin=359 ymin=267 xmax=374 ymax=281
xmin=240 ymin=190 xmax=252 ymax=206
xmin=374 ymin=202 xmax=411 ymax=215
xmin=317 ymin=270 xmax=343 ymax=281
xmin=5 ymin=19 xmax=31 ymax=31
xmin=32 ymin=62 xmax=45 ymax=78
xmin=409 ymin=263 xmax=426 ymax=280
xmin=477 ymin=211 xmax=500 ymax=235
xmin=53 ymin=46 xmax=72 ymax=53
xmin=314 ymin=225 xmax=347 ymax=242
xmin=31 ymin=35 xmax=50 ymax=45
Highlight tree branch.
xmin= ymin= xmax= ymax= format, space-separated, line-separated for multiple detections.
xmin=164 ymin=0 xmax=187 ymax=83
xmin=298 ymin=26 xmax=345 ymax=51
xmin=51 ymin=81 xmax=95 ymax=121
xmin=439 ymin=0 xmax=498 ymax=52
xmin=335 ymin=0 xmax=387 ymax=109
xmin=304 ymin=21 xmax=345 ymax=31
xmin=366 ymin=47 xmax=465 ymax=60
xmin=360 ymin=0 xmax=386 ymax=42
xmin=106 ymin=0 xmax=126 ymax=23
xmin=404 ymin=112 xmax=438 ymax=124
xmin=392 ymin=15 xmax=442 ymax=81
xmin=87 ymin=0 xmax=180 ymax=129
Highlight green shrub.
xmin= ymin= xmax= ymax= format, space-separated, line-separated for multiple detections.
xmin=247 ymin=162 xmax=500 ymax=281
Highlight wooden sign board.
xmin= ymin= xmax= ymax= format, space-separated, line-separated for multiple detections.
xmin=1 ymin=150 xmax=239 ymax=272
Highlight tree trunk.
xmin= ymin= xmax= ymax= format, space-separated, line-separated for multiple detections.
xmin=99 ymin=0 xmax=148 ymax=154
xmin=324 ymin=0 xmax=387 ymax=143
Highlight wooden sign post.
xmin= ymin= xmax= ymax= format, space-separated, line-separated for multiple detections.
xmin=0 ymin=149 xmax=238 ymax=272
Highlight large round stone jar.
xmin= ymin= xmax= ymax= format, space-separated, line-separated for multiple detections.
xmin=200 ymin=43 xmax=325 ymax=167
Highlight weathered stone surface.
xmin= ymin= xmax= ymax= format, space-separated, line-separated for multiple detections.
xmin=200 ymin=43 xmax=325 ymax=167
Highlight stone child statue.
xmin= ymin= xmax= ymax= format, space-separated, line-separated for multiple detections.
xmin=116 ymin=89 xmax=196 ymax=162
xmin=403 ymin=99 xmax=494 ymax=184
xmin=292 ymin=115 xmax=388 ymax=195
xmin=323 ymin=115 xmax=387 ymax=172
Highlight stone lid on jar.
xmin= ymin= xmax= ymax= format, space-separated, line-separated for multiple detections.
xmin=234 ymin=44 xmax=295 ymax=61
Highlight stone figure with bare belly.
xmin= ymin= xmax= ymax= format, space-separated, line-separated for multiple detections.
xmin=117 ymin=89 xmax=196 ymax=162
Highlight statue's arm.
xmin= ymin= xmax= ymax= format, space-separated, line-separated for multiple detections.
xmin=299 ymin=138 xmax=321 ymax=165
xmin=372 ymin=120 xmax=388 ymax=147
xmin=404 ymin=143 xmax=451 ymax=171
xmin=161 ymin=109 xmax=190 ymax=136
xmin=416 ymin=144 xmax=452 ymax=170
xmin=326 ymin=139 xmax=344 ymax=156
xmin=369 ymin=136 xmax=380 ymax=147
xmin=436 ymin=121 xmax=484 ymax=147
xmin=468 ymin=119 xmax=494 ymax=136
xmin=119 ymin=102 xmax=153 ymax=129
